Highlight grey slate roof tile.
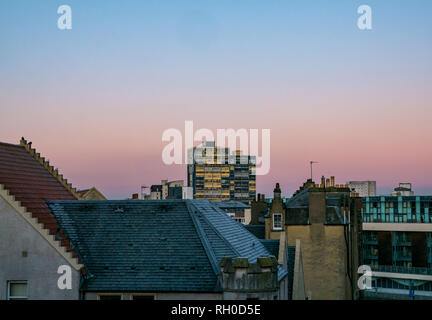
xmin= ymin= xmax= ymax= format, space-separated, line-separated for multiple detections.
xmin=47 ymin=199 xmax=286 ymax=293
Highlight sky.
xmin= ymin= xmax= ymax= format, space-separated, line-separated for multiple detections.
xmin=0 ymin=1 xmax=431 ymax=199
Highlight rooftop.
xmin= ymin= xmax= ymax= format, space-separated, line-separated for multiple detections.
xmin=47 ymin=199 xmax=288 ymax=293
xmin=0 ymin=138 xmax=80 ymax=260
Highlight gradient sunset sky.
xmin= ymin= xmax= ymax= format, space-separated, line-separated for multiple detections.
xmin=1 ymin=1 xmax=431 ymax=199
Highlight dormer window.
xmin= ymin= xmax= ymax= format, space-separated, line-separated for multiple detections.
xmin=273 ymin=213 xmax=282 ymax=230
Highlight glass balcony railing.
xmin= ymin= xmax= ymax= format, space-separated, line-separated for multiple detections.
xmin=362 ymin=213 xmax=430 ymax=224
xmin=370 ymin=265 xmax=432 ymax=275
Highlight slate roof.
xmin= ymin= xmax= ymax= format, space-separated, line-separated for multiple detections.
xmin=215 ymin=201 xmax=250 ymax=209
xmin=285 ymin=187 xmax=347 ymax=225
xmin=0 ymin=139 xmax=79 ymax=258
xmin=260 ymin=239 xmax=279 ymax=258
xmin=244 ymin=225 xmax=266 ymax=239
xmin=47 ymin=199 xmax=287 ymax=293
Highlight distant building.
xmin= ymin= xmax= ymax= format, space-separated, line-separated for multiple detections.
xmin=348 ymin=181 xmax=376 ymax=197
xmin=392 ymin=183 xmax=414 ymax=196
xmin=187 ymin=141 xmax=256 ymax=203
xmin=361 ymin=195 xmax=432 ymax=300
xmin=138 ymin=180 xmax=192 ymax=200
xmin=214 ymin=201 xmax=251 ymax=224
xmin=182 ymin=186 xmax=193 ymax=199
xmin=78 ymin=187 xmax=107 ymax=200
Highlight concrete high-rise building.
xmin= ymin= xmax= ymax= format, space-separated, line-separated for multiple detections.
xmin=187 ymin=141 xmax=256 ymax=202
xmin=348 ymin=181 xmax=376 ymax=197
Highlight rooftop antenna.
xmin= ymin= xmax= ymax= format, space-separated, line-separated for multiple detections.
xmin=310 ymin=161 xmax=319 ymax=181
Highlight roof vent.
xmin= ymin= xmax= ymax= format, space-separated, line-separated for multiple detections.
xmin=114 ymin=207 xmax=124 ymax=213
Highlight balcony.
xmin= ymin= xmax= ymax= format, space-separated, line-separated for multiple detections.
xmin=362 ymin=212 xmax=430 ymax=224
xmin=371 ymin=265 xmax=432 ymax=276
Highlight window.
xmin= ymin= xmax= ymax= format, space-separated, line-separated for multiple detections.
xmin=273 ymin=213 xmax=282 ymax=230
xmin=7 ymin=281 xmax=27 ymax=300
xmin=132 ymin=295 xmax=155 ymax=300
xmin=98 ymin=294 xmax=122 ymax=300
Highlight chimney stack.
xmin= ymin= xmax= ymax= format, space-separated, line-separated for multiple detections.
xmin=274 ymin=183 xmax=281 ymax=199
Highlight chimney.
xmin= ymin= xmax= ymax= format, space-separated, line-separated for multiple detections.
xmin=274 ymin=183 xmax=281 ymax=199
xmin=321 ymin=176 xmax=325 ymax=187
xmin=326 ymin=178 xmax=330 ymax=188
xmin=331 ymin=176 xmax=335 ymax=187
xmin=261 ymin=194 xmax=265 ymax=201
xmin=132 ymin=193 xmax=139 ymax=199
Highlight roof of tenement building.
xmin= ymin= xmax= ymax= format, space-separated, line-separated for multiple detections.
xmin=47 ymin=199 xmax=288 ymax=293
xmin=214 ymin=201 xmax=250 ymax=209
xmin=285 ymin=185 xmax=349 ymax=225
xmin=259 ymin=239 xmax=280 ymax=258
xmin=244 ymin=224 xmax=266 ymax=239
xmin=0 ymin=138 xmax=82 ymax=265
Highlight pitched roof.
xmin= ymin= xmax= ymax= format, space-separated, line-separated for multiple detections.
xmin=47 ymin=199 xmax=287 ymax=292
xmin=214 ymin=201 xmax=250 ymax=209
xmin=78 ymin=187 xmax=107 ymax=200
xmin=0 ymin=138 xmax=81 ymax=264
xmin=243 ymin=224 xmax=266 ymax=239
xmin=285 ymin=187 xmax=348 ymax=225
xmin=260 ymin=239 xmax=280 ymax=258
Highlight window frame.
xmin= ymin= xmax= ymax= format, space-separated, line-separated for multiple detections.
xmin=7 ymin=281 xmax=28 ymax=300
xmin=97 ymin=293 xmax=123 ymax=300
xmin=130 ymin=293 xmax=156 ymax=300
xmin=272 ymin=213 xmax=283 ymax=231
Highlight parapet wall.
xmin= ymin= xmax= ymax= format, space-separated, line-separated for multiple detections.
xmin=219 ymin=257 xmax=279 ymax=300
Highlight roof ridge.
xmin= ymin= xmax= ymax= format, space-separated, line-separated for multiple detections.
xmin=0 ymin=183 xmax=83 ymax=270
xmin=188 ymin=201 xmax=241 ymax=257
xmin=185 ymin=201 xmax=221 ymax=277
xmin=19 ymin=137 xmax=82 ymax=200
